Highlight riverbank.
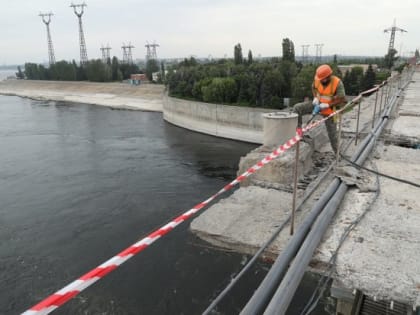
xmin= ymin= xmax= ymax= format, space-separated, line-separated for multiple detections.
xmin=0 ymin=80 xmax=271 ymax=144
xmin=0 ymin=80 xmax=165 ymax=111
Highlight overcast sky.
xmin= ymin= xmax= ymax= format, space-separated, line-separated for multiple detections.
xmin=1 ymin=0 xmax=419 ymax=65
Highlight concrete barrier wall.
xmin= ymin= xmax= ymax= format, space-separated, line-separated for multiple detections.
xmin=163 ymin=95 xmax=272 ymax=144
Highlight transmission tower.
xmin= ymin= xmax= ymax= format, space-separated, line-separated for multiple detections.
xmin=39 ymin=12 xmax=56 ymax=65
xmin=70 ymin=2 xmax=88 ymax=65
xmin=384 ymin=19 xmax=407 ymax=54
xmin=121 ymin=43 xmax=134 ymax=64
xmin=315 ymin=43 xmax=324 ymax=64
xmin=301 ymin=45 xmax=310 ymax=64
xmin=145 ymin=41 xmax=159 ymax=60
xmin=100 ymin=44 xmax=111 ymax=63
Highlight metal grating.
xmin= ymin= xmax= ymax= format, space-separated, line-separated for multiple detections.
xmin=359 ymin=295 xmax=408 ymax=315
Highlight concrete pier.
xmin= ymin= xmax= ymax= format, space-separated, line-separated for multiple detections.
xmin=191 ymin=69 xmax=420 ymax=312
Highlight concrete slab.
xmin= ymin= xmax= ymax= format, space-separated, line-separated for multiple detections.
xmin=191 ymin=186 xmax=304 ymax=258
xmin=314 ymin=145 xmax=420 ymax=307
xmin=391 ymin=116 xmax=420 ymax=140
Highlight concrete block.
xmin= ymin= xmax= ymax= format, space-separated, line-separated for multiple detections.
xmin=237 ymin=142 xmax=313 ymax=189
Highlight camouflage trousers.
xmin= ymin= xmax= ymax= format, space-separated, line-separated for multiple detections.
xmin=293 ymin=101 xmax=338 ymax=153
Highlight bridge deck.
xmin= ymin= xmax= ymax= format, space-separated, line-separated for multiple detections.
xmin=191 ymin=69 xmax=420 ymax=309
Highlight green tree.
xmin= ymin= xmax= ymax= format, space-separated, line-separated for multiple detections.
xmin=282 ymin=38 xmax=295 ymax=62
xmin=160 ymin=61 xmax=166 ymax=82
xmin=50 ymin=61 xmax=77 ymax=81
xmin=248 ymin=50 xmax=253 ymax=64
xmin=343 ymin=66 xmax=364 ymax=95
xmin=72 ymin=60 xmax=86 ymax=81
xmin=86 ymin=59 xmax=112 ymax=82
xmin=146 ymin=59 xmax=160 ymax=81
xmin=111 ymin=57 xmax=123 ymax=81
xmin=384 ymin=48 xmax=398 ymax=69
xmin=261 ymin=69 xmax=285 ymax=108
xmin=360 ymin=64 xmax=376 ymax=91
xmin=179 ymin=57 xmax=198 ymax=67
xmin=24 ymin=63 xmax=40 ymax=80
xmin=292 ymin=65 xmax=317 ymax=101
xmin=202 ymin=77 xmax=237 ymax=103
xmin=280 ymin=60 xmax=298 ymax=97
xmin=38 ymin=65 xmax=50 ymax=80
xmin=234 ymin=43 xmax=243 ymax=65
xmin=119 ymin=63 xmax=140 ymax=80
xmin=16 ymin=66 xmax=24 ymax=79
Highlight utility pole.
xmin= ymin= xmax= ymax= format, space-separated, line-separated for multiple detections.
xmin=70 ymin=2 xmax=88 ymax=65
xmin=384 ymin=19 xmax=407 ymax=54
xmin=315 ymin=43 xmax=324 ymax=64
xmin=301 ymin=45 xmax=310 ymax=64
xmin=100 ymin=44 xmax=111 ymax=64
xmin=39 ymin=12 xmax=56 ymax=65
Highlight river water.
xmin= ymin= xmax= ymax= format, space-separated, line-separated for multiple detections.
xmin=0 ymin=95 xmax=329 ymax=314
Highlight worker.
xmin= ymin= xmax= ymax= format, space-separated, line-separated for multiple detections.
xmin=293 ymin=64 xmax=346 ymax=153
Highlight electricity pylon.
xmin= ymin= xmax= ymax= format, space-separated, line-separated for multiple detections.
xmin=70 ymin=2 xmax=88 ymax=65
xmin=384 ymin=19 xmax=407 ymax=54
xmin=39 ymin=12 xmax=56 ymax=65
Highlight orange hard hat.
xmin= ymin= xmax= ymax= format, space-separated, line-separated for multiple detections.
xmin=315 ymin=64 xmax=333 ymax=81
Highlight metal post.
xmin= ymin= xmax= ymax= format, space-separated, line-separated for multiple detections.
xmin=372 ymin=89 xmax=379 ymax=129
xmin=336 ymin=113 xmax=342 ymax=163
xmin=355 ymin=99 xmax=362 ymax=145
xmin=290 ymin=141 xmax=300 ymax=235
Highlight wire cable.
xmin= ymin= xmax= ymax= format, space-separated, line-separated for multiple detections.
xmin=340 ymin=154 xmax=420 ymax=188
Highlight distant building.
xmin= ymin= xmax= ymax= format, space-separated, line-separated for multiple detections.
xmin=152 ymin=72 xmax=160 ymax=82
xmin=130 ymin=73 xmax=148 ymax=85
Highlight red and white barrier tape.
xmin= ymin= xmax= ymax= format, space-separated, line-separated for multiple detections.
xmin=22 ymin=107 xmax=347 ymax=315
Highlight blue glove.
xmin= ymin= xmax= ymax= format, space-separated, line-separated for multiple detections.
xmin=312 ymin=104 xmax=320 ymax=115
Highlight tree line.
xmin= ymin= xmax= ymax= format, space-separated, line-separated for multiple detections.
xmin=17 ymin=37 xmax=400 ymax=109
xmin=18 ymin=57 xmax=160 ymax=82
xmin=166 ymin=38 xmax=386 ymax=109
